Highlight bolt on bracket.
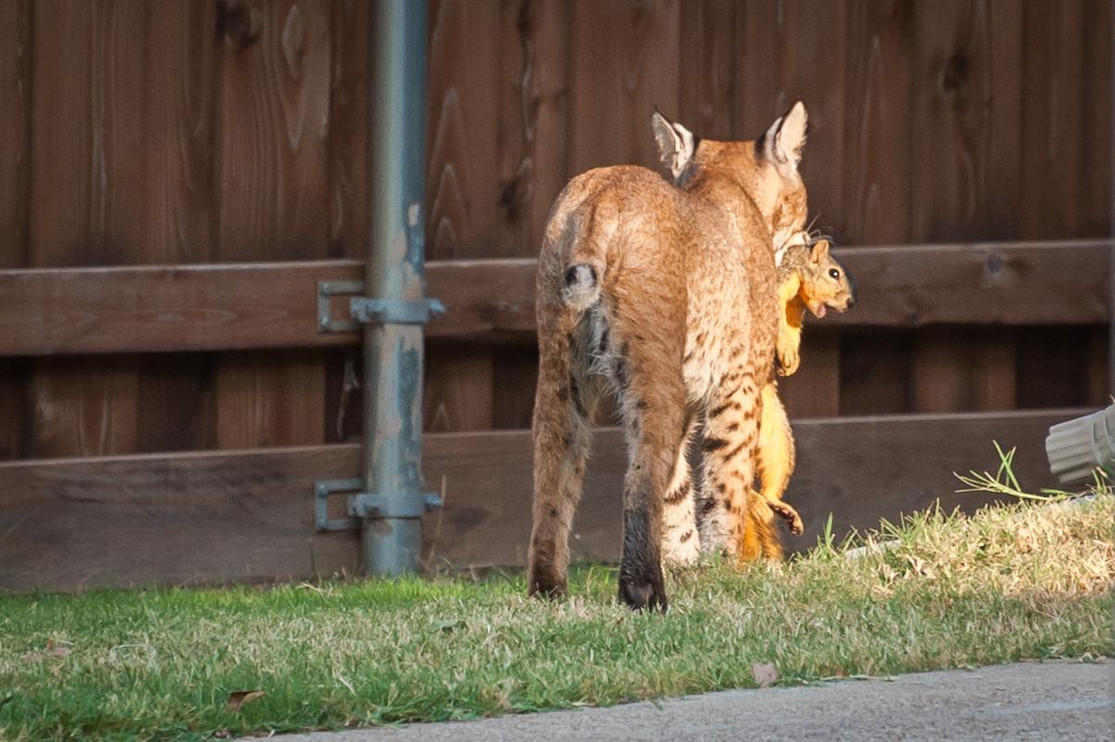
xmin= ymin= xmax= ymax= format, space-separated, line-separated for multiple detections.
xmin=314 ymin=478 xmax=443 ymax=532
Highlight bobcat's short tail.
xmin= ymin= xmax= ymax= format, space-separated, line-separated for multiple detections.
xmin=562 ymin=263 xmax=602 ymax=311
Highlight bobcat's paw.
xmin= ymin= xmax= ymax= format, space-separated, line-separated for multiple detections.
xmin=527 ymin=567 xmax=568 ymax=600
xmin=618 ymin=565 xmax=669 ymax=612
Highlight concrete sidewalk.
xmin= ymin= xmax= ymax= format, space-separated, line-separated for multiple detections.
xmin=257 ymin=660 xmax=1113 ymax=742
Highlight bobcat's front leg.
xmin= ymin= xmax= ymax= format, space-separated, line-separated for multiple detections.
xmin=696 ymin=372 xmax=761 ymax=554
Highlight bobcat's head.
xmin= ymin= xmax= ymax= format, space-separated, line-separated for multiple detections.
xmin=797 ymin=239 xmax=855 ymax=318
xmin=651 ymin=102 xmax=811 ymax=257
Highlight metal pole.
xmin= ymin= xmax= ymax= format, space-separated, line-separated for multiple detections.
xmin=360 ymin=0 xmax=433 ymax=576
xmin=1109 ymin=0 xmax=1115 ymax=395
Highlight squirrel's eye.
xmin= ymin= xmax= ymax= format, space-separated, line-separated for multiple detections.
xmin=828 ymin=268 xmax=841 ymax=279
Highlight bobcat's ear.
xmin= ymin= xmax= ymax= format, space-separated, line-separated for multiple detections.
xmin=652 ymin=110 xmax=695 ymax=181
xmin=810 ymin=239 xmax=830 ymax=263
xmin=763 ymin=101 xmax=808 ymax=177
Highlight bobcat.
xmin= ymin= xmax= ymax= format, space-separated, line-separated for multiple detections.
xmin=738 ymin=238 xmax=856 ymax=561
xmin=527 ymin=103 xmax=811 ymax=610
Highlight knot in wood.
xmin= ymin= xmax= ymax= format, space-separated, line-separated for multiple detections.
xmin=218 ymin=0 xmax=263 ymax=52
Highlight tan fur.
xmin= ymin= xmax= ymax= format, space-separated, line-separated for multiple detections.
xmin=737 ymin=239 xmax=856 ymax=561
xmin=527 ymin=105 xmax=810 ymax=609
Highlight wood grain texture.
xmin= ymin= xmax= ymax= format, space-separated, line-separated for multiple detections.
xmin=0 ymin=243 xmax=1106 ymax=357
xmin=0 ymin=409 xmax=1084 ymax=592
xmin=218 ymin=0 xmax=330 ymax=261
xmin=568 ymin=0 xmax=680 ymax=175
xmin=426 ymin=0 xmax=501 ymax=260
xmin=216 ymin=0 xmax=332 ymax=450
xmin=26 ymin=356 xmax=138 ymax=458
xmin=0 ymin=0 xmax=32 ymax=461
xmin=0 ymin=0 xmax=31 ymax=269
xmin=0 ymin=360 xmax=28 ymax=460
xmin=779 ymin=336 xmax=841 ymax=419
xmin=677 ymin=0 xmax=740 ymax=140
xmin=841 ymin=0 xmax=912 ymax=245
xmin=908 ymin=0 xmax=1024 ymax=414
xmin=26 ymin=0 xmax=149 ymax=457
xmin=739 ymin=0 xmax=848 ymax=238
xmin=737 ymin=0 xmax=848 ymax=418
xmin=423 ymin=349 xmax=494 ymax=433
xmin=326 ymin=0 xmax=367 ymax=260
xmin=1021 ymin=0 xmax=1112 ymax=240
xmin=215 ymin=349 xmax=325 ymax=449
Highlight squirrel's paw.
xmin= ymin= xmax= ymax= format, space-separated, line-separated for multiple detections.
xmin=776 ymin=346 xmax=800 ymax=377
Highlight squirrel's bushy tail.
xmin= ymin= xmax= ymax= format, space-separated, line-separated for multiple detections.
xmin=561 ymin=263 xmax=601 ymax=311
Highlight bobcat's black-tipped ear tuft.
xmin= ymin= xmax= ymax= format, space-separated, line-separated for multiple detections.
xmin=763 ymin=101 xmax=808 ymax=177
xmin=651 ymin=111 xmax=695 ymax=182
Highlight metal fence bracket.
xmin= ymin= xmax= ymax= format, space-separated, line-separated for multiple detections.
xmin=317 ymin=280 xmax=365 ymax=334
xmin=349 ymin=297 xmax=445 ymax=325
xmin=315 ymin=478 xmax=442 ymax=533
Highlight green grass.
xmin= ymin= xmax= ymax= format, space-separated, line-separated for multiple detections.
xmin=1 ymin=497 xmax=1112 ymax=741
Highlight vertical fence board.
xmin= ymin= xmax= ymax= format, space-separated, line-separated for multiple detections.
xmin=327 ymin=0 xmax=367 ymax=261
xmin=28 ymin=356 xmax=138 ymax=458
xmin=568 ymin=0 xmax=680 ymax=175
xmin=517 ymin=0 xmax=571 ymax=256
xmin=0 ymin=0 xmax=32 ymax=460
xmin=779 ymin=336 xmax=841 ymax=419
xmin=216 ymin=0 xmax=331 ymax=449
xmin=839 ymin=331 xmax=912 ymax=415
xmin=677 ymin=0 xmax=740 ymax=140
xmin=0 ymin=0 xmax=31 ymax=269
xmin=739 ymin=0 xmax=848 ymax=236
xmin=26 ymin=0 xmax=147 ymax=457
xmin=838 ymin=0 xmax=913 ymax=415
xmin=424 ymin=0 xmax=501 ymax=432
xmin=216 ymin=350 xmax=325 ymax=449
xmin=132 ymin=0 xmax=219 ymax=454
xmin=738 ymin=0 xmax=848 ymax=417
xmin=423 ymin=349 xmax=494 ymax=433
xmin=425 ymin=0 xmax=502 ymax=260
xmin=909 ymin=0 xmax=1023 ymax=413
xmin=1017 ymin=0 xmax=1112 ymax=408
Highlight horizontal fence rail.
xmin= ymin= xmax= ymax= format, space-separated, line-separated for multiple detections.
xmin=0 ymin=241 xmax=1107 ymax=357
xmin=0 ymin=408 xmax=1085 ymax=593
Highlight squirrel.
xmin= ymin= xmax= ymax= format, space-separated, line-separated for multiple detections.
xmin=740 ymin=238 xmax=856 ymax=560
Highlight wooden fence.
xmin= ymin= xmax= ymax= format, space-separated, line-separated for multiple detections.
xmin=0 ymin=0 xmax=1111 ymax=591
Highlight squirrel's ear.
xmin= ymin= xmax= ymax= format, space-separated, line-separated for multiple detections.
xmin=811 ymin=239 xmax=830 ymax=263
xmin=652 ymin=110 xmax=695 ymax=181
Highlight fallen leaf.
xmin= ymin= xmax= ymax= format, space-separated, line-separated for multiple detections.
xmin=226 ymin=690 xmax=266 ymax=711
xmin=751 ymin=662 xmax=779 ymax=688
xmin=23 ymin=641 xmax=71 ymax=662
xmin=213 ymin=730 xmax=231 ymax=739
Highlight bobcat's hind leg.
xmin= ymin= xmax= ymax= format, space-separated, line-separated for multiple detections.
xmin=614 ymin=342 xmax=687 ymax=611
xmin=661 ymin=415 xmax=699 ymax=567
xmin=527 ymin=316 xmax=599 ymax=599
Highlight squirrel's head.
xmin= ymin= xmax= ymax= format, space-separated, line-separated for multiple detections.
xmin=651 ymin=102 xmax=810 ymax=253
xmin=799 ymin=239 xmax=856 ymax=318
